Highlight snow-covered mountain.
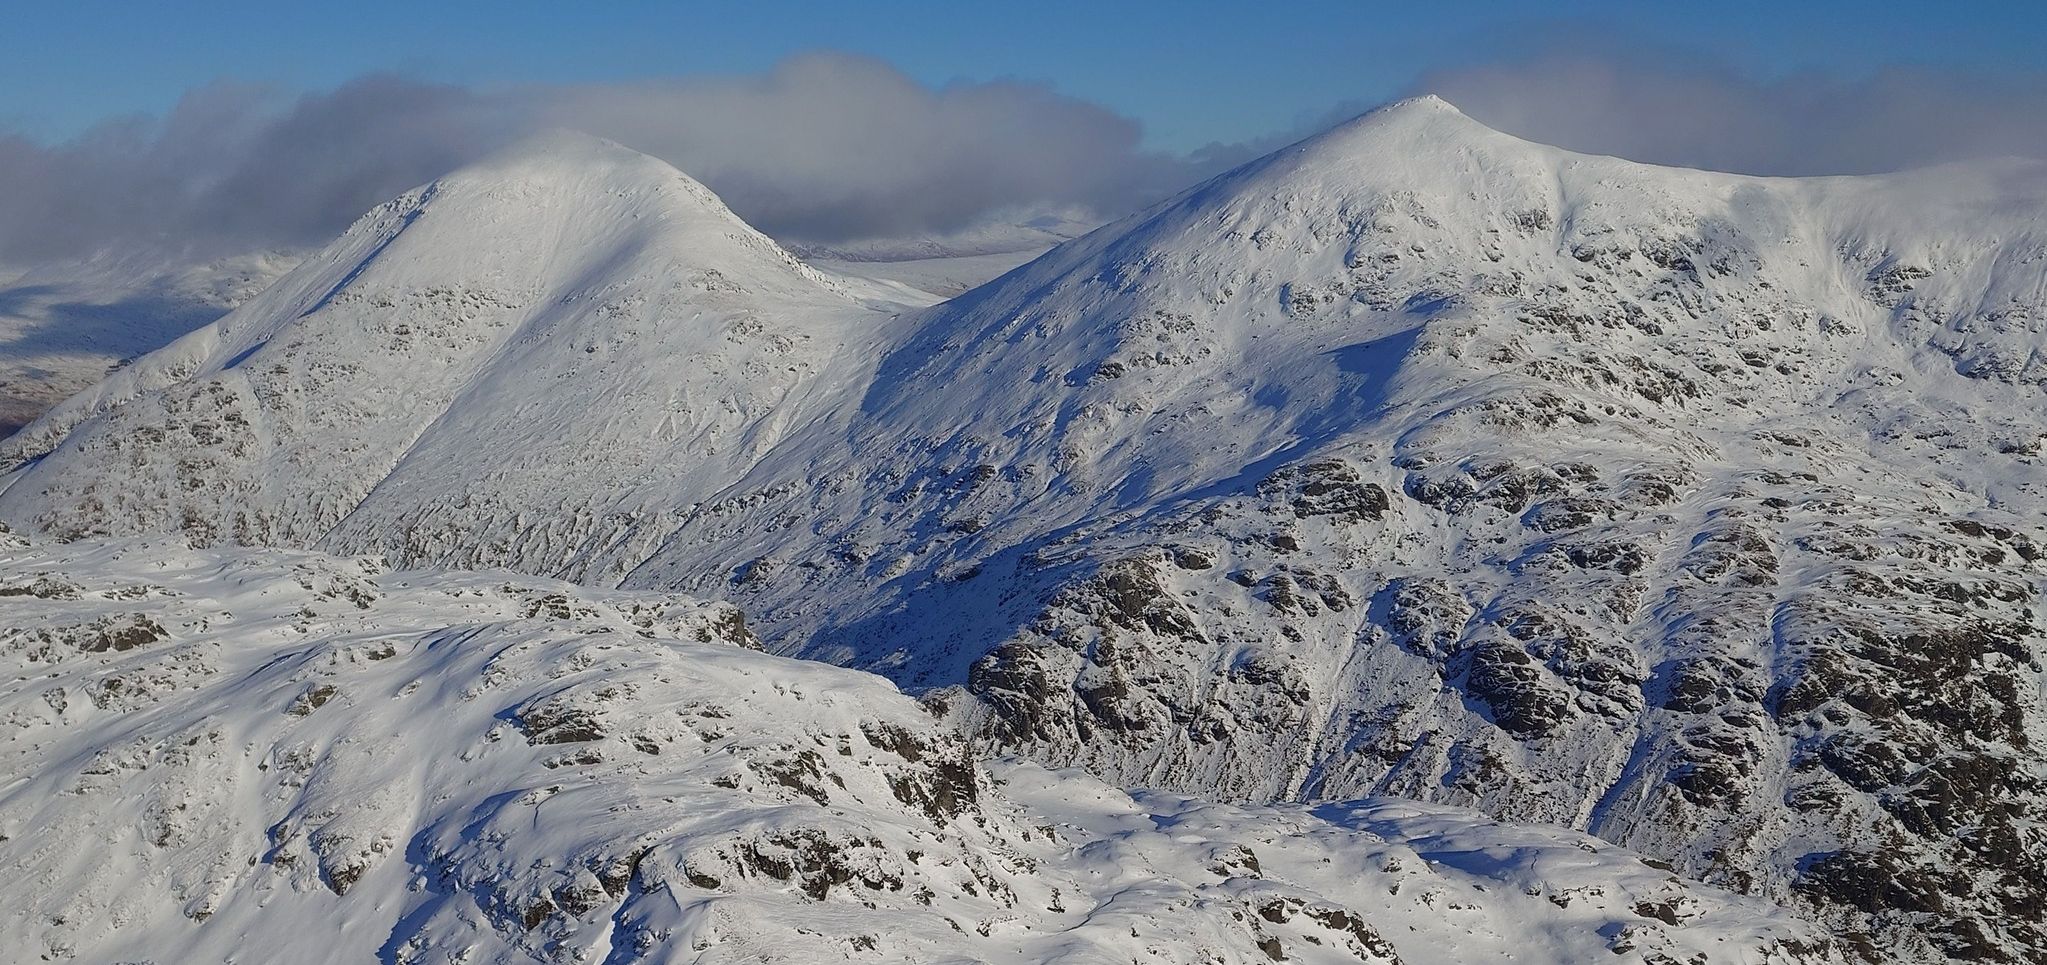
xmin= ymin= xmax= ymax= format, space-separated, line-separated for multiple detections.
xmin=0 ymin=131 xmax=911 ymax=564
xmin=3 ymin=100 xmax=2043 ymax=960
xmin=0 ymin=534 xmax=1840 ymax=964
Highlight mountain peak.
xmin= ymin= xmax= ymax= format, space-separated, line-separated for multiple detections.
xmin=1286 ymin=93 xmax=1527 ymax=164
xmin=0 ymin=122 xmax=865 ymax=536
xmin=421 ymin=128 xmax=740 ymax=226
xmin=1369 ymin=92 xmax=1464 ymax=118
xmin=451 ymin=128 xmax=687 ymax=183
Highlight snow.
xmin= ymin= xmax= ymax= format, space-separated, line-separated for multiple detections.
xmin=1 ymin=100 xmax=2042 ymax=959
xmin=810 ymin=248 xmax=1053 ymax=299
xmin=0 ymin=534 xmax=1839 ymax=964
xmin=0 ymin=248 xmax=300 ymax=433
xmin=0 ymin=131 xmax=913 ymax=562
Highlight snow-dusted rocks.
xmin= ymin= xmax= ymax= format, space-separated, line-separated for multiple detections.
xmin=705 ymin=98 xmax=2042 ymax=958
xmin=3 ymin=102 xmax=2042 ymax=960
xmin=0 ymin=535 xmax=1838 ymax=964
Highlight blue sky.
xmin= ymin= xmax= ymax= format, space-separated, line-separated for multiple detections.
xmin=8 ymin=0 xmax=2046 ymax=150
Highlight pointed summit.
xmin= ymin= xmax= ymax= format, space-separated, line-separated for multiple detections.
xmin=1229 ymin=94 xmax=1548 ymax=194
xmin=1313 ymin=93 xmax=1506 ymax=145
xmin=1389 ymin=92 xmax=1458 ymax=112
xmin=311 ymin=128 xmax=819 ymax=300
xmin=427 ymin=129 xmax=751 ymax=230
xmin=1338 ymin=92 xmax=1471 ymax=125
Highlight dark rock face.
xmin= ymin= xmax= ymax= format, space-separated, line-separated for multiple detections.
xmin=975 ymin=433 xmax=2044 ymax=962
xmin=954 ymin=431 xmax=2046 ymax=961
xmin=1458 ymin=639 xmax=1574 ymax=736
xmin=1263 ymin=461 xmax=1390 ymax=523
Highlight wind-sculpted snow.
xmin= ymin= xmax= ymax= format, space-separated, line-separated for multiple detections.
xmin=3 ymin=102 xmax=2043 ymax=959
xmin=0 ymin=535 xmax=1838 ymax=964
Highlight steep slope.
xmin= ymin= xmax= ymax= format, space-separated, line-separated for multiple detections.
xmin=4 ymin=100 xmax=2042 ymax=960
xmin=610 ymin=99 xmax=2047 ymax=960
xmin=0 ymin=131 xmax=906 ymax=576
xmin=0 ymin=534 xmax=1840 ymax=964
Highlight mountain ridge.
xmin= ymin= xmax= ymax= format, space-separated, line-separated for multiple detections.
xmin=2 ymin=103 xmax=2042 ymax=961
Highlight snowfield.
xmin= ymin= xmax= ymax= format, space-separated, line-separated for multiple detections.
xmin=1 ymin=97 xmax=2042 ymax=961
xmin=0 ymin=535 xmax=1839 ymax=964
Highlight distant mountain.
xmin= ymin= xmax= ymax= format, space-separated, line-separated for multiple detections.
xmin=784 ymin=210 xmax=1094 ymax=263
xmin=0 ymin=247 xmax=300 ymax=434
xmin=4 ymin=101 xmax=2043 ymax=960
xmin=792 ymin=211 xmax=1094 ymax=299
xmin=805 ymin=247 xmax=1055 ymax=299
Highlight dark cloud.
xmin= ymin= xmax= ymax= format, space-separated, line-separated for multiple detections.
xmin=191 ymin=77 xmax=524 ymax=246
xmin=0 ymin=54 xmax=1231 ymax=263
xmin=1408 ymin=54 xmax=2047 ymax=177
xmin=529 ymin=55 xmax=1213 ymax=242
xmin=0 ymin=76 xmax=517 ymax=262
xmin=3 ymin=49 xmax=2044 ymax=265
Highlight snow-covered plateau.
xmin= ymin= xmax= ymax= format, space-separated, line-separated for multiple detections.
xmin=2 ymin=97 xmax=2042 ymax=962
